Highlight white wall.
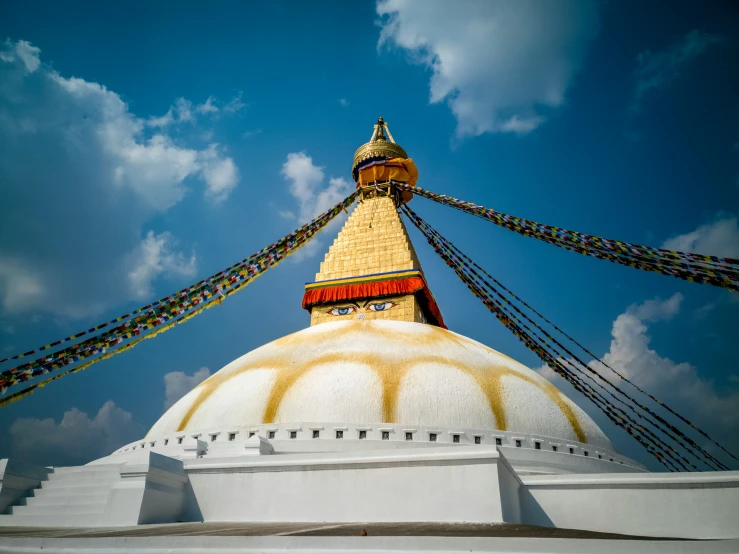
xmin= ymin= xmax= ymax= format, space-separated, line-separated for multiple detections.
xmin=185 ymin=446 xmax=511 ymax=523
xmin=498 ymin=445 xmax=644 ymax=475
xmin=105 ymin=421 xmax=644 ymax=476
xmin=101 ymin=453 xmax=187 ymax=526
xmin=0 ymin=459 xmax=50 ymax=514
xmin=521 ymin=472 xmax=739 ymax=539
xmin=496 ymin=453 xmax=522 ymax=524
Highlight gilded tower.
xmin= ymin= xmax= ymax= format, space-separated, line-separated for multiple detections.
xmin=302 ymin=118 xmax=445 ymax=328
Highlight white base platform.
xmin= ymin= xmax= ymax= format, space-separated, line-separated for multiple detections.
xmin=1 ymin=433 xmax=738 ymax=540
xmin=0 ymin=535 xmax=736 ymax=554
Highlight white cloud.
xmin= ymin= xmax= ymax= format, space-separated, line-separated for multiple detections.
xmin=126 ymin=231 xmax=197 ymax=300
xmin=224 ymin=92 xmax=246 ymax=114
xmin=279 ymin=152 xmax=352 ymax=261
xmin=661 ymin=215 xmax=739 ymax=258
xmin=0 ymin=39 xmax=40 ymax=73
xmin=631 ymin=30 xmax=724 ymax=112
xmin=46 ymin=69 xmax=238 ymax=212
xmin=694 ymin=301 xmax=717 ymax=320
xmin=147 ymin=110 xmax=175 ymax=128
xmin=113 ymin=135 xmax=201 ymax=211
xmin=280 ymin=152 xmax=351 ymax=222
xmin=339 ymin=98 xmax=349 ymax=107
xmin=597 ymin=295 xmax=738 ymax=427
xmin=537 ymin=294 xmax=739 ymax=452
xmin=9 ymin=401 xmax=144 ymax=466
xmin=317 ymin=177 xmax=352 ymax=216
xmin=0 ymin=256 xmax=45 ymax=314
xmin=243 ymin=129 xmax=262 ymax=138
xmin=281 ymin=152 xmax=325 ymax=219
xmin=199 ymin=144 xmax=240 ymax=203
xmin=196 ymin=96 xmax=219 ymax=115
xmin=147 ymin=98 xmax=195 ymax=128
xmin=163 ymin=367 xmax=211 ymax=410
xmin=499 ymin=115 xmax=545 ymax=135
xmin=175 ymin=97 xmax=194 ymax=122
xmin=629 ymin=292 xmax=682 ymax=322
xmin=376 ymin=0 xmax=600 ymax=137
xmin=151 ymin=92 xmax=245 ymax=124
xmin=0 ymin=39 xmax=239 ymax=318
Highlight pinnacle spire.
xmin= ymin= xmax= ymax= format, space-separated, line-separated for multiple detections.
xmin=300 ymin=119 xmax=444 ymax=328
xmin=371 ymin=116 xmax=395 ymax=143
xmin=352 ymin=117 xmax=408 ymax=182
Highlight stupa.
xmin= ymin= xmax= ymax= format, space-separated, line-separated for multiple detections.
xmin=0 ymin=119 xmax=736 ymax=546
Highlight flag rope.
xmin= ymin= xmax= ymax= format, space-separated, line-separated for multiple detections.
xmin=0 ymin=192 xmax=359 ymax=406
xmin=401 ymin=203 xmax=734 ymax=470
xmin=404 ymin=206 xmax=729 ymax=470
xmin=432 ymin=231 xmax=738 ymax=465
xmin=394 ymin=183 xmax=739 ymax=291
xmin=401 ymin=204 xmax=677 ymax=470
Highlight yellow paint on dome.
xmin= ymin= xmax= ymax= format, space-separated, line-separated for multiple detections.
xmin=173 ymin=322 xmax=586 ymax=442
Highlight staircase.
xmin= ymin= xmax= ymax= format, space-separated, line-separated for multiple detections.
xmin=0 ymin=464 xmax=121 ymax=527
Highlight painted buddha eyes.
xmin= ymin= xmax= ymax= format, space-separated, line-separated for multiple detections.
xmin=325 ymin=301 xmax=398 ymax=316
xmin=367 ymin=302 xmax=397 ymax=312
xmin=327 ymin=306 xmax=356 ymax=316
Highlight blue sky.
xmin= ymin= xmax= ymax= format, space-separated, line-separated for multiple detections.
xmin=0 ymin=0 xmax=737 ymax=470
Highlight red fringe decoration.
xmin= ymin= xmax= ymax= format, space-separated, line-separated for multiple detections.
xmin=302 ymin=276 xmax=446 ymax=329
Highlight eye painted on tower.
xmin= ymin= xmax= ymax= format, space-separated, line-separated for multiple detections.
xmin=367 ymin=301 xmax=398 ymax=312
xmin=326 ymin=306 xmax=357 ymax=316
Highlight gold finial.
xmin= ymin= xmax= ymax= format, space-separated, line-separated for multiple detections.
xmin=352 ymin=117 xmax=408 ymax=181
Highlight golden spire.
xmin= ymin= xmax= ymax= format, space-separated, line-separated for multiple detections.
xmin=352 ymin=117 xmax=408 ymax=181
xmin=302 ymin=118 xmax=444 ymax=329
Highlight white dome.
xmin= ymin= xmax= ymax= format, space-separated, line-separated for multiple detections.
xmin=148 ymin=320 xmax=612 ymax=449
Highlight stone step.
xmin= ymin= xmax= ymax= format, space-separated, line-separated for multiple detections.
xmin=0 ymin=513 xmax=103 ymax=527
xmin=41 ymin=476 xmax=118 ymax=489
xmin=32 ymin=484 xmax=113 ymax=497
xmin=25 ymin=492 xmax=110 ymax=506
xmin=48 ymin=465 xmax=85 ymax=472
xmin=50 ymin=464 xmax=121 ymax=474
xmin=9 ymin=501 xmax=106 ymax=516
xmin=47 ymin=470 xmax=120 ymax=483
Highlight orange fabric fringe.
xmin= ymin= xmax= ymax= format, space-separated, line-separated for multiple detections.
xmin=302 ymin=277 xmax=446 ymax=329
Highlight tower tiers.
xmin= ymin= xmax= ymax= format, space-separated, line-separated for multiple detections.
xmin=302 ymin=118 xmax=443 ymax=328
xmin=303 ymin=191 xmax=444 ymax=328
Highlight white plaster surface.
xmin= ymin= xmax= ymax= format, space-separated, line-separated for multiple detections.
xmin=146 ymin=320 xmax=612 ymax=450
xmin=102 ymin=453 xmax=187 ymax=527
xmin=0 ymin=536 xmax=736 ymax=553
xmin=496 ymin=454 xmax=522 ymax=524
xmin=184 ymin=446 xmax=507 ymax=523
xmin=192 ymin=368 xmax=277 ymax=428
xmin=521 ymin=471 xmax=739 ymax=539
xmin=500 ymin=376 xmax=604 ymax=445
xmin=0 ymin=460 xmax=50 ymax=514
xmin=243 ymin=435 xmax=273 ymax=456
xmin=179 ymin=450 xmax=737 ymax=539
xmin=276 ymin=363 xmax=383 ymax=422
xmin=109 ymin=421 xmax=640 ymax=474
xmin=398 ymin=363 xmax=497 ymax=428
xmin=1 ymin=447 xmax=735 ymax=540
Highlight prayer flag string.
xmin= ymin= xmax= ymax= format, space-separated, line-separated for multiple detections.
xmin=404 ymin=205 xmax=729 ymax=471
xmin=0 ymin=192 xmax=359 ymax=406
xmin=402 ymin=205 xmax=677 ymax=470
xmin=395 ymin=183 xmax=739 ymax=292
xmin=437 ymin=238 xmax=739 ymax=465
xmin=397 ymin=181 xmax=738 ymax=463
xmin=402 ymin=203 xmax=734 ymax=471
